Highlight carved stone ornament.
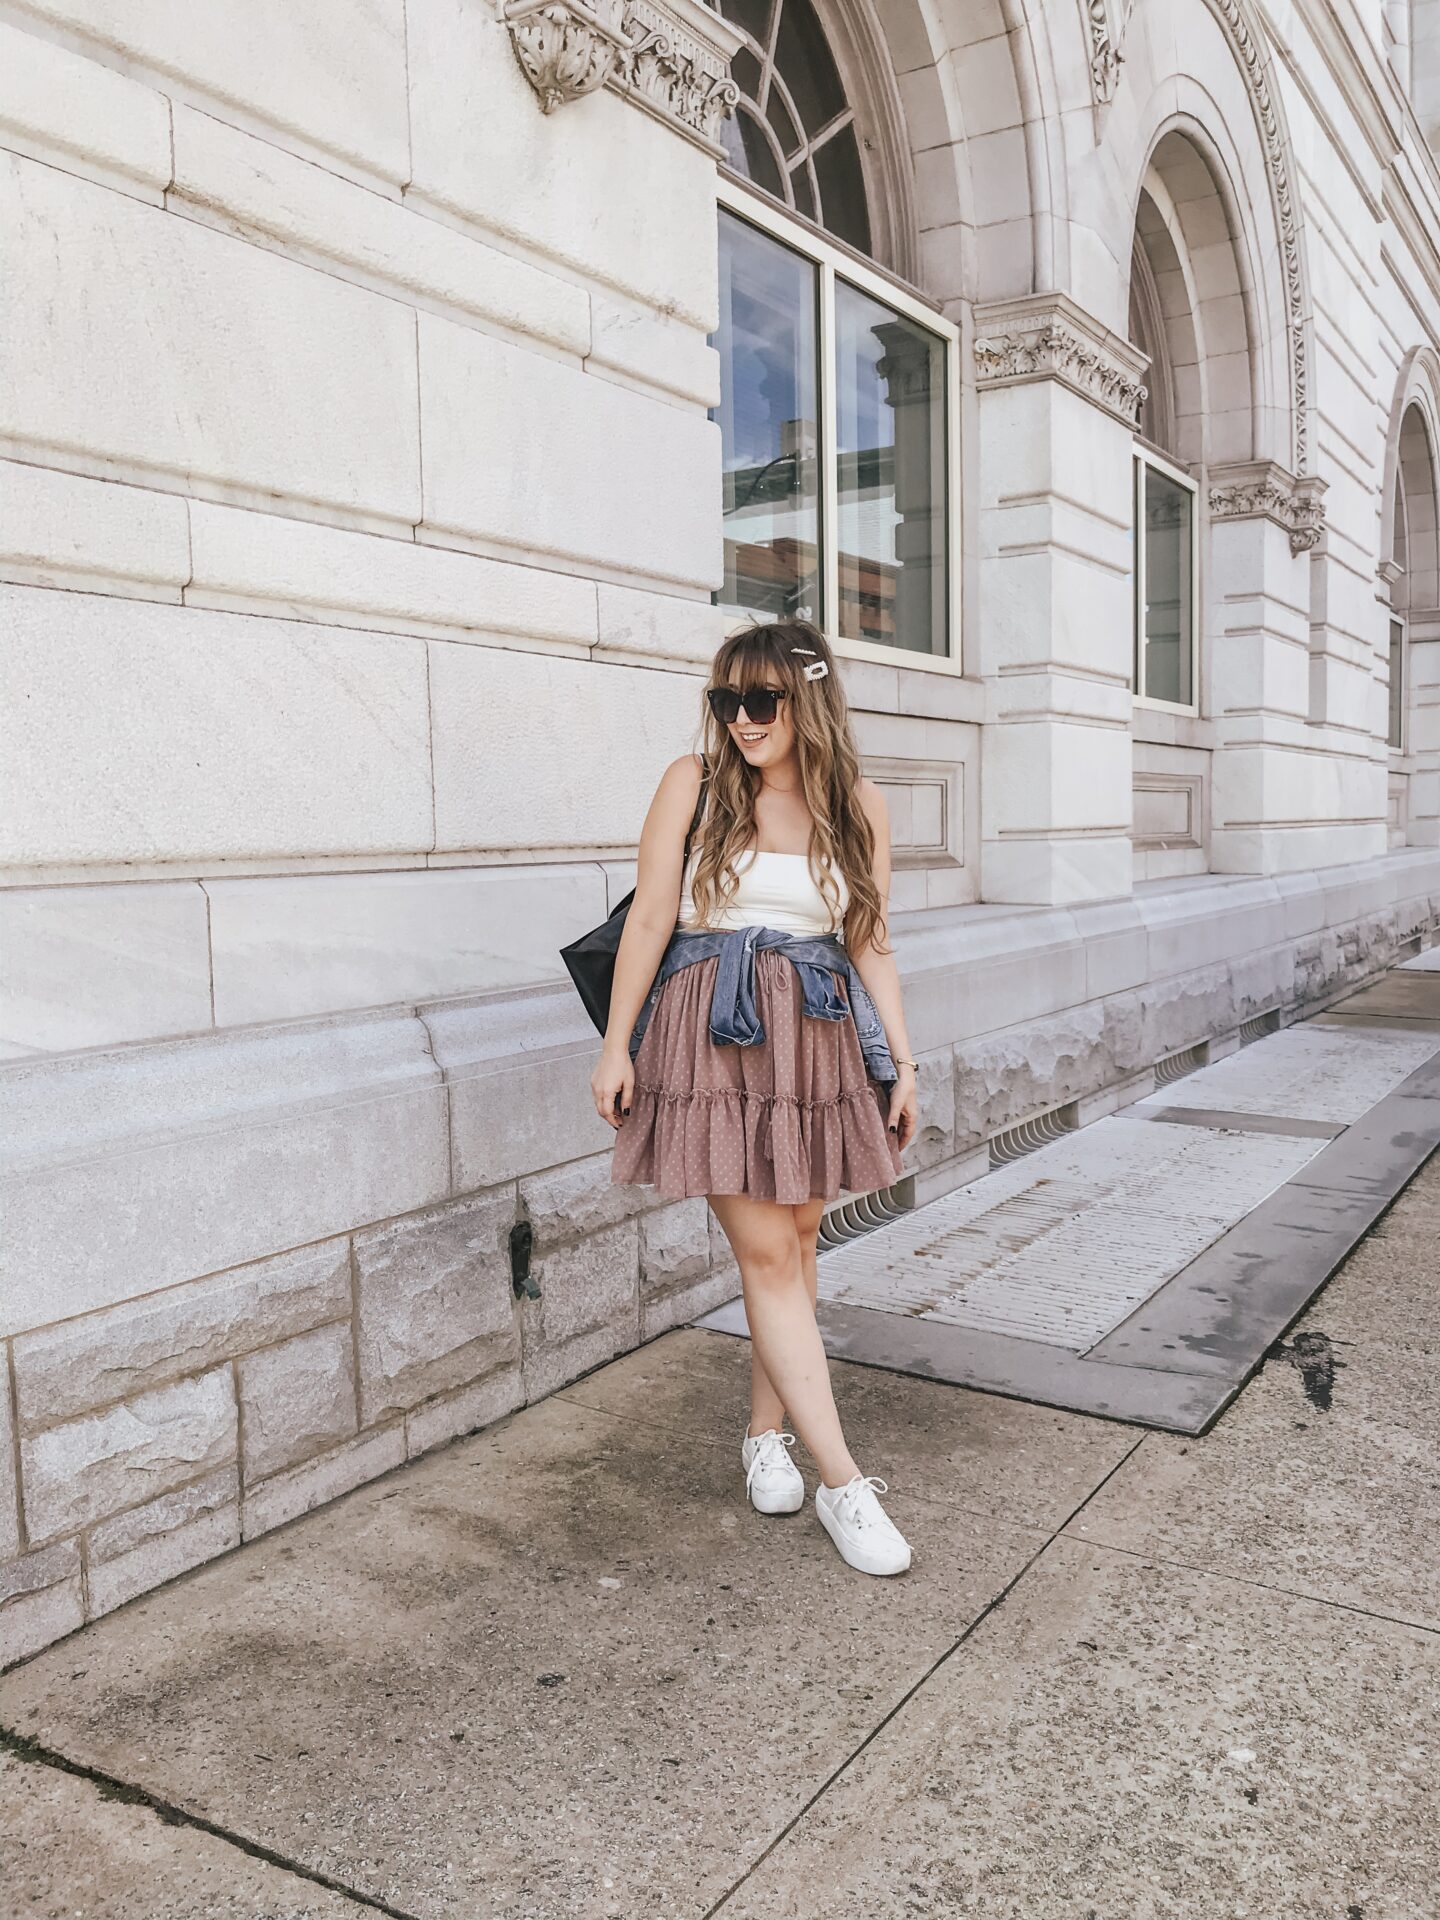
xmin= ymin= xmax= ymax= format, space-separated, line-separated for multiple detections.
xmin=1209 ymin=460 xmax=1328 ymax=555
xmin=501 ymin=0 xmax=741 ymax=155
xmin=973 ymin=293 xmax=1149 ymax=429
xmin=1084 ymin=0 xmax=1133 ymax=107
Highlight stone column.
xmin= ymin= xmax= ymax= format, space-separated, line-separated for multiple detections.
xmin=973 ymin=294 xmax=1148 ymax=905
xmin=1206 ymin=462 xmax=1362 ymax=874
xmin=1406 ymin=603 xmax=1440 ymax=847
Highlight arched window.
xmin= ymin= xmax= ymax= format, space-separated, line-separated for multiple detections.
xmin=714 ymin=0 xmax=872 ymax=256
xmin=710 ymin=1 xmax=958 ymax=664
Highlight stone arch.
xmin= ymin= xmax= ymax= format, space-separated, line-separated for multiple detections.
xmin=1381 ymin=349 xmax=1440 ymax=592
xmin=1127 ymin=121 xmax=1261 ymax=469
xmin=1089 ymin=0 xmax=1313 ymax=476
xmin=1380 ymin=349 xmax=1440 ymax=847
xmin=853 ymin=0 xmax=1085 ymax=306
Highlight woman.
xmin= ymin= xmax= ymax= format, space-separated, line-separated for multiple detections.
xmin=591 ymin=619 xmax=920 ymax=1578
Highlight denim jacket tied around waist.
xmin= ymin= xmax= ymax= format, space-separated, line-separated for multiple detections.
xmin=628 ymin=923 xmax=897 ymax=1087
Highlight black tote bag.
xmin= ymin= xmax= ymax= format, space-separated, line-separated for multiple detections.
xmin=560 ymin=762 xmax=709 ymax=1037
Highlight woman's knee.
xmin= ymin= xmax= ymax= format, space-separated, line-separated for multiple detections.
xmin=739 ymin=1229 xmax=804 ymax=1292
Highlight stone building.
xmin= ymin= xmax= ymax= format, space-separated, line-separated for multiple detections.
xmin=3 ymin=0 xmax=1439 ymax=1661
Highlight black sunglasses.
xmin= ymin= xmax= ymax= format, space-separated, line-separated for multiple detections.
xmin=707 ymin=685 xmax=789 ymax=726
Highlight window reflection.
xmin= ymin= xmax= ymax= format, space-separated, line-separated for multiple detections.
xmin=1138 ymin=462 xmax=1194 ymax=706
xmin=715 ymin=210 xmax=821 ymax=622
xmin=834 ymin=280 xmax=946 ymax=656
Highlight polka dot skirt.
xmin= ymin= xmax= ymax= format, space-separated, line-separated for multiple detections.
xmin=612 ymin=950 xmax=903 ymax=1205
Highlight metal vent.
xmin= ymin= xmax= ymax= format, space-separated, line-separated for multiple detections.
xmin=1154 ymin=1043 xmax=1206 ymax=1086
xmin=817 ymin=1176 xmax=915 ymax=1251
xmin=988 ymin=1100 xmax=1079 ymax=1169
xmin=1238 ymin=1008 xmax=1281 ymax=1046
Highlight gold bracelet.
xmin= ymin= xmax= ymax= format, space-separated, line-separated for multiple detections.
xmin=897 ymin=1057 xmax=919 ymax=1071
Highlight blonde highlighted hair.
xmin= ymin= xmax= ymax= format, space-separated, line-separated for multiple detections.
xmin=689 ymin=620 xmax=888 ymax=957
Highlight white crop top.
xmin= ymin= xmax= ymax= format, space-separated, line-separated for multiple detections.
xmin=678 ymin=849 xmax=848 ymax=937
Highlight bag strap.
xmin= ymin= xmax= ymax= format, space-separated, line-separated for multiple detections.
xmin=681 ymin=754 xmax=709 ymax=868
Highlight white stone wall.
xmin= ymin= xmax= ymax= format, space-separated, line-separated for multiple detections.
xmin=6 ymin=0 xmax=1440 ymax=1663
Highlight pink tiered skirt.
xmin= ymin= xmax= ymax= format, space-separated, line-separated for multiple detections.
xmin=611 ymin=949 xmax=902 ymax=1205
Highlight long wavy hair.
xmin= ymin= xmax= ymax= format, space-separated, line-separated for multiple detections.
xmin=690 ymin=619 xmax=888 ymax=956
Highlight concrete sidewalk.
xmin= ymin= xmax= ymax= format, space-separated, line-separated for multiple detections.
xmin=3 ymin=1158 xmax=1437 ymax=1918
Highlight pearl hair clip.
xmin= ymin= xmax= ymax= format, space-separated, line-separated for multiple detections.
xmin=790 ymin=646 xmax=829 ymax=681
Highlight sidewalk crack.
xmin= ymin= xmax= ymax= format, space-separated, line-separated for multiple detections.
xmin=0 ymin=1723 xmax=427 ymax=1920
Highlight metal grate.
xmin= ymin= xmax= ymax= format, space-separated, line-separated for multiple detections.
xmin=987 ymin=1101 xmax=1078 ymax=1169
xmin=1238 ymin=1009 xmax=1282 ymax=1046
xmin=817 ymin=1175 xmax=915 ymax=1251
xmin=1154 ymin=1042 xmax=1206 ymax=1086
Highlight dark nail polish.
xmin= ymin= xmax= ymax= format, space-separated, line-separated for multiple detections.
xmin=622 ymin=1107 xmax=631 ymax=1117
xmin=888 ymin=1125 xmax=898 ymax=1135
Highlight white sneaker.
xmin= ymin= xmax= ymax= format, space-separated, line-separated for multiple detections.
xmin=742 ymin=1428 xmax=804 ymax=1514
xmin=815 ymin=1474 xmax=912 ymax=1576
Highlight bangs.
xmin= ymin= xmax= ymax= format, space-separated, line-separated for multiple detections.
xmin=714 ymin=624 xmax=791 ymax=687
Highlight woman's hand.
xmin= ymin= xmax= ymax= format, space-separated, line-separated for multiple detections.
xmin=887 ymin=1062 xmax=918 ymax=1152
xmin=592 ymin=1043 xmax=635 ymax=1131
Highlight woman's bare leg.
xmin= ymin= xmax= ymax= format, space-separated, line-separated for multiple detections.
xmin=747 ymin=1198 xmax=824 ymax=1434
xmin=710 ymin=1192 xmax=857 ymax=1489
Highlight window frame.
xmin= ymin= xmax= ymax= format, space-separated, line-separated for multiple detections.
xmin=1132 ymin=442 xmax=1201 ymax=717
xmin=716 ymin=174 xmax=963 ymax=676
xmin=1388 ymin=613 xmax=1408 ymax=753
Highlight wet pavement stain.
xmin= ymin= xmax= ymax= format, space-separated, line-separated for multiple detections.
xmin=1266 ymin=1329 xmax=1346 ymax=1412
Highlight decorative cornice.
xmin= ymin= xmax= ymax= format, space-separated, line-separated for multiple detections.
xmin=501 ymin=0 xmax=741 ymax=155
xmin=973 ymin=293 xmax=1149 ymax=428
xmin=1084 ymin=1 xmax=1133 ymax=108
xmin=1208 ymin=460 xmax=1328 ymax=555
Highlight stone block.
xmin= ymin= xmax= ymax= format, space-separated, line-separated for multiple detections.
xmin=2 ymin=1018 xmax=447 ymax=1333
xmin=521 ymin=1152 xmax=647 ymax=1248
xmin=0 ymin=881 xmax=213 ymax=1055
xmin=0 ymin=20 xmax=171 ymax=198
xmin=87 ymin=1466 xmax=239 ymax=1564
xmin=0 ymin=587 xmax=432 ymax=869
xmin=908 ymin=1049 xmax=957 ymax=1171
xmin=238 ymin=1324 xmax=357 ymax=1482
xmin=0 ymin=1539 xmax=80 ymax=1608
xmin=953 ymin=1001 xmax=1113 ymax=1149
xmin=641 ymin=1265 xmax=741 ymax=1342
xmin=450 ymin=1048 xmax=619 ymax=1193
xmin=0 ymin=1544 xmax=84 ymax=1669
xmin=1137 ymin=963 xmax=1239 ymax=1064
xmin=170 ymin=106 xmax=589 ymax=356
xmin=429 ymin=642 xmax=703 ymax=855
xmin=0 ymin=1361 xmax=18 ymax=1561
xmin=588 ymin=293 xmax=719 ymax=408
xmin=88 ymin=1503 xmax=241 ymax=1621
xmin=404 ymin=1367 xmax=526 ymax=1461
xmin=354 ymin=1190 xmax=520 ymax=1425
xmin=15 ymin=0 xmax=411 ymax=184
xmin=0 ymin=458 xmax=190 ymax=598
xmin=406 ymin=0 xmax=717 ymax=326
xmin=12 ymin=1241 xmax=352 ymax=1429
xmin=0 ymin=153 xmax=419 ymax=522
xmin=419 ymin=311 xmax=720 ymax=589
xmin=529 ymin=1218 xmax=639 ymax=1349
xmin=205 ymin=865 xmax=607 ymax=1026
xmin=242 ymin=1425 xmax=406 ymax=1541
xmin=594 ymin=583 xmax=728 ymax=668
xmin=521 ymin=1316 xmax=638 ymax=1403
xmin=640 ymin=1201 xmax=711 ymax=1301
xmin=188 ymin=499 xmax=596 ymax=649
xmin=21 ymin=1368 xmax=237 ymax=1546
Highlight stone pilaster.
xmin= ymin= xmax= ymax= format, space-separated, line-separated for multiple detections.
xmin=974 ymin=295 xmax=1146 ymax=904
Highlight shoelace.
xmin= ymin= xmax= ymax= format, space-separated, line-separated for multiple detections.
xmin=836 ymin=1474 xmax=895 ymax=1534
xmin=745 ymin=1428 xmax=797 ymax=1492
